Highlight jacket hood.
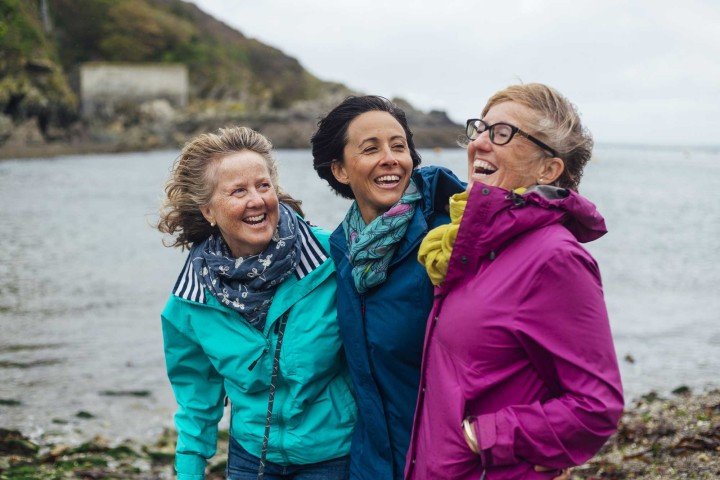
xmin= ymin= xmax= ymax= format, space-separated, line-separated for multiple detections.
xmin=444 ymin=183 xmax=606 ymax=287
xmin=521 ymin=184 xmax=607 ymax=243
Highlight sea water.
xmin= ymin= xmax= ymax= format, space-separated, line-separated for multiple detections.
xmin=1 ymin=146 xmax=718 ymax=442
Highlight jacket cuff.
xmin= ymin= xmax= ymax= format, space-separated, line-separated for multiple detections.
xmin=177 ymin=474 xmax=205 ymax=480
xmin=175 ymin=452 xmax=206 ymax=479
xmin=473 ymin=412 xmax=517 ymax=467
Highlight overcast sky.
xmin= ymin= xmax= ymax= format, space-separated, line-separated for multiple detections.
xmin=192 ymin=0 xmax=720 ymax=146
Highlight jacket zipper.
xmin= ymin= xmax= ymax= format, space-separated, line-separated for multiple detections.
xmin=248 ymin=313 xmax=284 ymax=371
xmin=248 ymin=348 xmax=268 ymax=371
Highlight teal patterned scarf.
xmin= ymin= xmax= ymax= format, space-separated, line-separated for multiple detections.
xmin=342 ymin=179 xmax=422 ymax=294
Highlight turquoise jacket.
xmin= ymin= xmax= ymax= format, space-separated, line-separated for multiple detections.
xmin=161 ymin=222 xmax=356 ymax=480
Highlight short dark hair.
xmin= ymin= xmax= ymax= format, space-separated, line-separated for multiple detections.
xmin=311 ymin=95 xmax=422 ymax=199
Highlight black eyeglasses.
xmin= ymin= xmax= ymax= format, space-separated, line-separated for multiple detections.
xmin=465 ymin=119 xmax=557 ymax=157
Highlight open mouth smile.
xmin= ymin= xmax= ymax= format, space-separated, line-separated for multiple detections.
xmin=473 ymin=159 xmax=498 ymax=177
xmin=374 ymin=174 xmax=402 ymax=188
xmin=243 ymin=213 xmax=267 ymax=225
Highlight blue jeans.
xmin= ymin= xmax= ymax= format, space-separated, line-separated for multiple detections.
xmin=226 ymin=437 xmax=350 ymax=480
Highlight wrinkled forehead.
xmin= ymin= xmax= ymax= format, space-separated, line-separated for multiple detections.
xmin=205 ymin=150 xmax=275 ymax=188
xmin=481 ymin=100 xmax=539 ymax=127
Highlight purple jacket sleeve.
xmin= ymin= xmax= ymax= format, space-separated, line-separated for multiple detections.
xmin=473 ymin=248 xmax=624 ymax=468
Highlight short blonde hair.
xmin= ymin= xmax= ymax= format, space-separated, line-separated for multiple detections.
xmin=482 ymin=83 xmax=593 ymax=191
xmin=157 ymin=126 xmax=303 ymax=249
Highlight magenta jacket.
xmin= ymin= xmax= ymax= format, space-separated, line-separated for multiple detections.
xmin=405 ymin=183 xmax=623 ymax=480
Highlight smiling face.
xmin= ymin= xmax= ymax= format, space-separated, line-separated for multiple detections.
xmin=331 ymin=111 xmax=414 ymax=224
xmin=467 ymin=101 xmax=563 ymax=191
xmin=200 ymin=150 xmax=279 ymax=258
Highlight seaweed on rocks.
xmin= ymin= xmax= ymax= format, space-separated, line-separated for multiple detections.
xmin=571 ymin=389 xmax=720 ymax=479
xmin=0 ymin=427 xmax=230 ymax=480
xmin=1 ymin=391 xmax=718 ymax=479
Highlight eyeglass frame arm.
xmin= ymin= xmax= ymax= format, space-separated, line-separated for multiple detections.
xmin=465 ymin=118 xmax=558 ymax=157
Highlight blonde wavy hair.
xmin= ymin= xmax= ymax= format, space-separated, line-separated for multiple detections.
xmin=479 ymin=83 xmax=593 ymax=191
xmin=157 ymin=126 xmax=303 ymax=249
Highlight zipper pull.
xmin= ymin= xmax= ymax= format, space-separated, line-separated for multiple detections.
xmin=248 ymin=348 xmax=268 ymax=371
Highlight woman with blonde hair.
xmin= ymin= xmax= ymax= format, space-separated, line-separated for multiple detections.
xmin=406 ymin=83 xmax=623 ymax=479
xmin=158 ymin=126 xmax=355 ymax=480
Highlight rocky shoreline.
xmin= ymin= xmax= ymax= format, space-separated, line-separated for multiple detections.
xmin=0 ymin=95 xmax=464 ymax=161
xmin=2 ymin=389 xmax=718 ymax=479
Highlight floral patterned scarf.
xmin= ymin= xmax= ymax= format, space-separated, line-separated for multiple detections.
xmin=342 ymin=178 xmax=422 ymax=294
xmin=190 ymin=203 xmax=301 ymax=331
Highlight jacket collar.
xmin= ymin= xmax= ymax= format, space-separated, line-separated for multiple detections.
xmin=444 ymin=183 xmax=606 ymax=287
xmin=182 ymin=219 xmax=333 ymax=336
xmin=202 ymin=256 xmax=334 ymax=336
xmin=389 ymin=203 xmax=428 ymax=268
xmin=263 ymin=256 xmax=333 ymax=331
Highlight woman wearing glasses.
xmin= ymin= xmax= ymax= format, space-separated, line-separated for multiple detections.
xmin=405 ymin=83 xmax=624 ymax=479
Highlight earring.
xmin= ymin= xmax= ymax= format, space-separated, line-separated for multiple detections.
xmin=210 ymin=221 xmax=216 ymax=227
xmin=538 ymin=177 xmax=544 ymax=184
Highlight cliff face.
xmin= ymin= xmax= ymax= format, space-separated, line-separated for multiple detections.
xmin=0 ymin=0 xmax=77 ymax=144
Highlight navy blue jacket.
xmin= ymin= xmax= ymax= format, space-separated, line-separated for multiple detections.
xmin=330 ymin=166 xmax=465 ymax=480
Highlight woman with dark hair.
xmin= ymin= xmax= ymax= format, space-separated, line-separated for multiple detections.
xmin=312 ymin=96 xmax=464 ymax=479
xmin=158 ymin=126 xmax=355 ymax=480
xmin=405 ymin=83 xmax=623 ymax=479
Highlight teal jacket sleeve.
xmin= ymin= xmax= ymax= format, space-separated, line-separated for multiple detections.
xmin=161 ymin=298 xmax=226 ymax=480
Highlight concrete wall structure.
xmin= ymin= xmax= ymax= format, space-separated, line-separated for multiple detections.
xmin=80 ymin=63 xmax=188 ymax=117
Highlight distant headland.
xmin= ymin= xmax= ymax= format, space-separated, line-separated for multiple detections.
xmin=0 ymin=0 xmax=461 ymax=159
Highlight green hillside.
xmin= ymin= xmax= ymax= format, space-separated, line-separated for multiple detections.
xmin=0 ymin=0 xmax=342 ymax=128
xmin=49 ymin=0 xmax=336 ymax=109
xmin=0 ymin=0 xmax=77 ymax=131
xmin=0 ymin=0 xmax=459 ymax=156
